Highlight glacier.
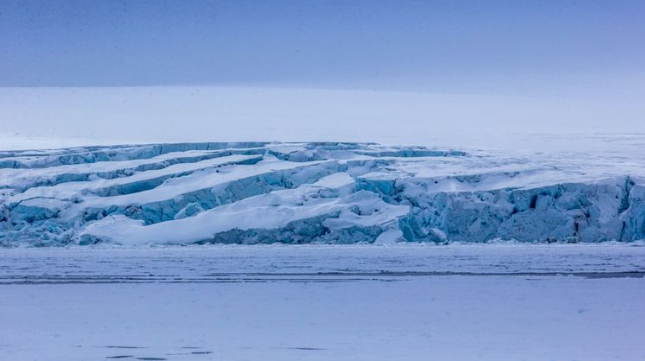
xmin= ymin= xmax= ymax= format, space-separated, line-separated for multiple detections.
xmin=1 ymin=141 xmax=644 ymax=246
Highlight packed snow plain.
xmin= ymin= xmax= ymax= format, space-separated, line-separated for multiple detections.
xmin=1 ymin=244 xmax=645 ymax=361
xmin=2 ymin=140 xmax=645 ymax=360
xmin=2 ymin=141 xmax=645 ymax=246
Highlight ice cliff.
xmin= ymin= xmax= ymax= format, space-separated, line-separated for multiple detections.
xmin=1 ymin=142 xmax=644 ymax=246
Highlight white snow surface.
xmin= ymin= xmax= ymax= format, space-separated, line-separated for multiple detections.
xmin=2 ymin=141 xmax=645 ymax=245
xmin=2 ymin=87 xmax=644 ymax=153
xmin=1 ymin=244 xmax=644 ymax=361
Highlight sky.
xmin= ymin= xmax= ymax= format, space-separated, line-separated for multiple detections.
xmin=1 ymin=0 xmax=644 ymax=94
xmin=0 ymin=0 xmax=643 ymax=148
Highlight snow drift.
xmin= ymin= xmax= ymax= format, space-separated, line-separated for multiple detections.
xmin=1 ymin=142 xmax=644 ymax=246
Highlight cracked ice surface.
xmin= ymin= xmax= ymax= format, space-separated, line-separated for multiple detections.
xmin=1 ymin=142 xmax=645 ymax=246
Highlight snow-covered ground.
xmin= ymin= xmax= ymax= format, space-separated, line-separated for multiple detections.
xmin=1 ymin=244 xmax=644 ymax=361
xmin=2 ymin=87 xmax=644 ymax=150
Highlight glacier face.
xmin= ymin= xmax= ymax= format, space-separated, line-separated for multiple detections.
xmin=1 ymin=142 xmax=644 ymax=246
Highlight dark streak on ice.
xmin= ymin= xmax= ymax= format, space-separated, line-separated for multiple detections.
xmin=2 ymin=271 xmax=643 ymax=285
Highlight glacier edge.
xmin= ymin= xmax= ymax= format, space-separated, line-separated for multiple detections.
xmin=1 ymin=142 xmax=644 ymax=246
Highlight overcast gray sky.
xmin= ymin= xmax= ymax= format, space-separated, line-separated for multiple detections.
xmin=1 ymin=0 xmax=643 ymax=97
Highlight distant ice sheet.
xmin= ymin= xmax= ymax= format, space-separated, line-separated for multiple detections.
xmin=2 ymin=86 xmax=645 ymax=153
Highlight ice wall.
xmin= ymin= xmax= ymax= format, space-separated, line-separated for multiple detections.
xmin=1 ymin=142 xmax=644 ymax=246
